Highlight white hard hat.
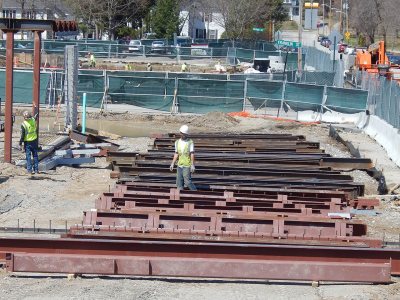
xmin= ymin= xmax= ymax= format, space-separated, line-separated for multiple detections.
xmin=179 ymin=125 xmax=189 ymax=135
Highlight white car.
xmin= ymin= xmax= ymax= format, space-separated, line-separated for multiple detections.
xmin=345 ymin=47 xmax=355 ymax=55
xmin=128 ymin=40 xmax=142 ymax=52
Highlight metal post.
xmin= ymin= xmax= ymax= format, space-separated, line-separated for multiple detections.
xmin=278 ymin=80 xmax=286 ymax=117
xmin=322 ymin=0 xmax=325 ymax=36
xmin=33 ymin=30 xmax=42 ymax=139
xmin=82 ymin=93 xmax=87 ymax=134
xmin=4 ymin=31 xmax=15 ymax=163
xmin=340 ymin=0 xmax=343 ymax=36
xmin=243 ymin=79 xmax=248 ymax=112
xmin=333 ymin=36 xmax=337 ymax=72
xmin=297 ymin=0 xmax=303 ymax=79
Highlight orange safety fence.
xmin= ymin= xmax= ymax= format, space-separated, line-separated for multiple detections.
xmin=228 ymin=111 xmax=321 ymax=125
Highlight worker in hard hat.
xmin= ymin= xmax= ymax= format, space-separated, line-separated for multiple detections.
xmin=88 ymin=52 xmax=96 ymax=68
xmin=170 ymin=125 xmax=196 ymax=190
xmin=181 ymin=62 xmax=188 ymax=72
xmin=19 ymin=108 xmax=39 ymax=175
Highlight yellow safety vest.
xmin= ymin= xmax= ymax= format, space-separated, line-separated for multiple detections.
xmin=22 ymin=118 xmax=38 ymax=142
xmin=176 ymin=139 xmax=193 ymax=167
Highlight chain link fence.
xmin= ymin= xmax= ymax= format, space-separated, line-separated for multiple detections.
xmin=355 ymin=71 xmax=400 ymax=130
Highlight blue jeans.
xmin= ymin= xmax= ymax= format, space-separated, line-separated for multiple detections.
xmin=25 ymin=140 xmax=39 ymax=173
xmin=176 ymin=166 xmax=196 ymax=190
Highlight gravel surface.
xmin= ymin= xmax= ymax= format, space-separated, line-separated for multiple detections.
xmin=1 ymin=112 xmax=400 ymax=298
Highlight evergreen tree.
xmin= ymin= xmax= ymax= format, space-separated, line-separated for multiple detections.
xmin=152 ymin=0 xmax=180 ymax=39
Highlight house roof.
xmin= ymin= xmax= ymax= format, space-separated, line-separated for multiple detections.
xmin=1 ymin=0 xmax=73 ymax=19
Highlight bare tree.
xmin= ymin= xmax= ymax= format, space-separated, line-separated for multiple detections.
xmin=67 ymin=0 xmax=150 ymax=39
xmin=198 ymin=0 xmax=287 ymax=40
xmin=350 ymin=0 xmax=399 ymax=45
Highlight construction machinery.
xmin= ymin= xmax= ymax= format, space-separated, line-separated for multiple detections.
xmin=355 ymin=41 xmax=389 ymax=73
xmin=355 ymin=40 xmax=400 ymax=82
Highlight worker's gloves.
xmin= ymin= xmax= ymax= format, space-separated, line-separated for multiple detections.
xmin=190 ymin=164 xmax=195 ymax=173
xmin=169 ymin=163 xmax=174 ymax=171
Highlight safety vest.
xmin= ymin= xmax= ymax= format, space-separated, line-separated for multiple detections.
xmin=176 ymin=139 xmax=193 ymax=167
xmin=22 ymin=118 xmax=38 ymax=142
xmin=90 ymin=54 xmax=96 ymax=63
xmin=181 ymin=64 xmax=187 ymax=72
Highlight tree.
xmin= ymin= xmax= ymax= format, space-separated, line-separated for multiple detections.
xmin=67 ymin=0 xmax=151 ymax=39
xmin=198 ymin=0 xmax=288 ymax=41
xmin=151 ymin=0 xmax=181 ymax=39
xmin=350 ymin=0 xmax=399 ymax=45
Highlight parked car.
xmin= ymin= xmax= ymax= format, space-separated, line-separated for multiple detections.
xmin=151 ymin=40 xmax=166 ymax=53
xmin=345 ymin=46 xmax=355 ymax=55
xmin=128 ymin=40 xmax=142 ymax=52
xmin=338 ymin=43 xmax=348 ymax=53
xmin=318 ymin=35 xmax=327 ymax=42
xmin=320 ymin=38 xmax=331 ymax=48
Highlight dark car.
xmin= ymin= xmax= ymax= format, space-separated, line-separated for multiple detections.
xmin=318 ymin=35 xmax=327 ymax=42
xmin=321 ymin=38 xmax=331 ymax=48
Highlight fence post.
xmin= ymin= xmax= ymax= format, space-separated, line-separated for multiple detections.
xmin=108 ymin=44 xmax=111 ymax=59
xmin=172 ymin=77 xmax=179 ymax=114
xmin=278 ymin=80 xmax=286 ymax=117
xmin=243 ymin=79 xmax=248 ymax=112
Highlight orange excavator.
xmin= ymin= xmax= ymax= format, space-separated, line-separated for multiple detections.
xmin=355 ymin=41 xmax=400 ymax=82
xmin=355 ymin=41 xmax=389 ymax=72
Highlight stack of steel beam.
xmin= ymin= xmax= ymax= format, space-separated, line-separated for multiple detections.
xmin=73 ymin=133 xmax=380 ymax=247
xmin=3 ymin=133 xmax=399 ymax=283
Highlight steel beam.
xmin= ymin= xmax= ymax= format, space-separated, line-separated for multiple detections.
xmin=1 ymin=237 xmax=399 ymax=280
xmin=32 ymin=30 xmax=42 ymax=136
xmin=4 ymin=30 xmax=14 ymax=163
xmin=6 ymin=253 xmax=391 ymax=283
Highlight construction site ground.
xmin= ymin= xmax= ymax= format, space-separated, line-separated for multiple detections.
xmin=0 ymin=110 xmax=400 ymax=299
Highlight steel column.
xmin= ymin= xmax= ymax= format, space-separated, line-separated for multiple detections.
xmin=4 ymin=30 xmax=15 ymax=163
xmin=32 ymin=30 xmax=42 ymax=134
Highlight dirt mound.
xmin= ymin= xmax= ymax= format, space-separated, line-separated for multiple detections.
xmin=190 ymin=112 xmax=239 ymax=130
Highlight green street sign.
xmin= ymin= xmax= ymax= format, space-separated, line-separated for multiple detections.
xmin=276 ymin=39 xmax=302 ymax=48
xmin=252 ymin=27 xmax=265 ymax=32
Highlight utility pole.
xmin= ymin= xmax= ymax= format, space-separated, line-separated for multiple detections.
xmin=322 ymin=0 xmax=325 ymax=36
xmin=297 ymin=0 xmax=303 ymax=79
xmin=340 ymin=0 xmax=343 ymax=36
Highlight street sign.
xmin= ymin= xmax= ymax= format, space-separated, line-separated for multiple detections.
xmin=276 ymin=40 xmax=302 ymax=48
xmin=345 ymin=31 xmax=351 ymax=40
xmin=252 ymin=27 xmax=265 ymax=32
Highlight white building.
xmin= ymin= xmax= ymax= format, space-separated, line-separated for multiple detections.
xmin=180 ymin=10 xmax=225 ymax=40
xmin=283 ymin=0 xmax=300 ymax=22
xmin=0 ymin=0 xmax=72 ymax=39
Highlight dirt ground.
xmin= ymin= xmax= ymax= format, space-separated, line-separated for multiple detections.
xmin=1 ymin=111 xmax=400 ymax=299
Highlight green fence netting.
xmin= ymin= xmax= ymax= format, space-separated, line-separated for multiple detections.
xmin=247 ymin=81 xmax=284 ymax=110
xmin=77 ymin=74 xmax=105 ymax=107
xmin=325 ymin=87 xmax=368 ymax=113
xmin=177 ymin=96 xmax=244 ymax=114
xmin=108 ymin=76 xmax=175 ymax=111
xmin=177 ymin=79 xmax=244 ymax=113
xmin=0 ymin=70 xmax=50 ymax=104
xmin=284 ymin=83 xmax=324 ymax=111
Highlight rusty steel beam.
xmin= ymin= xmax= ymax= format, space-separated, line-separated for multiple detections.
xmin=82 ymin=210 xmax=367 ymax=237
xmin=320 ymin=157 xmax=374 ymax=171
xmin=66 ymin=226 xmax=384 ymax=248
xmin=4 ymin=30 xmax=15 ymax=163
xmin=118 ymin=181 xmax=357 ymax=201
xmin=6 ymin=253 xmax=391 ymax=282
xmin=1 ymin=237 xmax=399 ymax=280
